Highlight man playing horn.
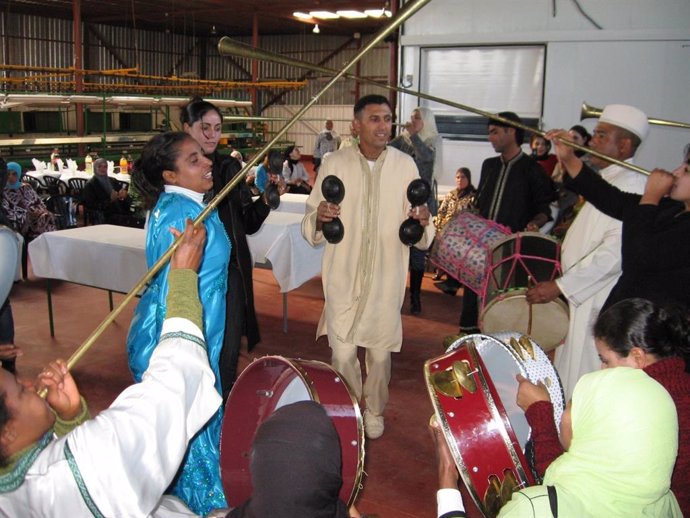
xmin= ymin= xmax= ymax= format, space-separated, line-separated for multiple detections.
xmin=0 ymin=220 xmax=219 ymax=517
xmin=526 ymin=104 xmax=648 ymax=399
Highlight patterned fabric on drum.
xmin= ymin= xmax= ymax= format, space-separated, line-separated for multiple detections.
xmin=430 ymin=212 xmax=509 ymax=294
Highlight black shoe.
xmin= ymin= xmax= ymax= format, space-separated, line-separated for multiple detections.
xmin=410 ymin=292 xmax=421 ymax=314
xmin=432 ymin=272 xmax=444 ymax=281
xmin=433 ymin=281 xmax=457 ymax=296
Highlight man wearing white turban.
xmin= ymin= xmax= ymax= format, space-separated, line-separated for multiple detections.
xmin=526 ymin=104 xmax=649 ymax=399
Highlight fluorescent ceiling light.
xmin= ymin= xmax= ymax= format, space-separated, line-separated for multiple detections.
xmin=364 ymin=9 xmax=385 ymax=18
xmin=293 ymin=11 xmax=312 ymax=20
xmin=337 ymin=10 xmax=368 ymax=18
xmin=309 ymin=11 xmax=340 ymax=19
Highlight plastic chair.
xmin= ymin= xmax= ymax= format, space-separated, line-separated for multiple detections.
xmin=67 ymin=177 xmax=88 ymax=196
xmin=46 ymin=195 xmax=78 ymax=230
xmin=42 ymin=176 xmax=68 ymax=196
xmin=68 ymin=178 xmax=89 ymax=225
xmin=22 ymin=174 xmax=41 ymax=192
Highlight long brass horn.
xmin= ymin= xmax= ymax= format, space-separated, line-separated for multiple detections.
xmin=42 ymin=0 xmax=433 ymax=397
xmin=219 ymin=38 xmax=652 ymax=176
xmin=581 ymin=101 xmax=690 ymax=130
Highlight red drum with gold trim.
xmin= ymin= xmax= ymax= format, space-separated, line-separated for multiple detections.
xmin=480 ymin=232 xmax=567 ymax=351
xmin=429 ymin=212 xmax=510 ymax=294
xmin=425 ymin=333 xmax=564 ymax=517
xmin=220 ymin=356 xmax=365 ymax=508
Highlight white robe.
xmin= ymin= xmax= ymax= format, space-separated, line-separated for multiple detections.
xmin=554 ymin=161 xmax=646 ymax=399
xmin=0 ymin=317 xmax=221 ymax=518
xmin=302 ymin=145 xmax=434 ymax=351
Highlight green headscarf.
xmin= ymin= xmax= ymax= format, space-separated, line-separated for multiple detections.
xmin=500 ymin=367 xmax=680 ymax=517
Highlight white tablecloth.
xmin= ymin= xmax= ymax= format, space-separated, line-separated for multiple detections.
xmin=246 ymin=211 xmax=323 ymax=292
xmin=273 ymin=193 xmax=308 ymax=215
xmin=26 ymin=171 xmax=131 ymax=186
xmin=29 ymin=225 xmax=146 ymax=293
xmin=29 ymin=213 xmax=323 ymax=294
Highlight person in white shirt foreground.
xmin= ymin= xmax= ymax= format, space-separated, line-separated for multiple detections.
xmin=0 ymin=219 xmax=221 ymax=518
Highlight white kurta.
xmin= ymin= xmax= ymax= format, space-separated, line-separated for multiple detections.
xmin=554 ymin=161 xmax=646 ymax=399
xmin=302 ymin=145 xmax=434 ymax=351
xmin=0 ymin=317 xmax=221 ymax=518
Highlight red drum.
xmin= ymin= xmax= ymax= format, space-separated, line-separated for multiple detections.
xmin=425 ymin=333 xmax=564 ymax=517
xmin=430 ymin=212 xmax=510 ymax=294
xmin=480 ymin=233 xmax=567 ymax=351
xmin=220 ymin=356 xmax=365 ymax=508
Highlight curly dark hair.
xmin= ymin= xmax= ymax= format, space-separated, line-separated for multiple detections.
xmin=593 ymin=298 xmax=690 ymax=368
xmin=131 ymin=132 xmax=193 ymax=210
xmin=0 ymin=392 xmax=12 ymax=468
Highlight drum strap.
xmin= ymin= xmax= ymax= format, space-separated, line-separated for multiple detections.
xmin=547 ymin=485 xmax=558 ymax=517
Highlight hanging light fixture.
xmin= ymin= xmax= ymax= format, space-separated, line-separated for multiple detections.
xmin=312 ymin=24 xmax=320 ymax=34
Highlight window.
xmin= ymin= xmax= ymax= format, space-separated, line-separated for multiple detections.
xmin=420 ymin=45 xmax=545 ymax=141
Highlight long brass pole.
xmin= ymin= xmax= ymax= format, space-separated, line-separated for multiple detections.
xmin=51 ymin=0 xmax=433 ymax=383
xmin=218 ymin=38 xmax=652 ymax=176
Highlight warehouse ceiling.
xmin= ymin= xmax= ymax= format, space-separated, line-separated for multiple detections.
xmin=0 ymin=0 xmax=396 ymax=36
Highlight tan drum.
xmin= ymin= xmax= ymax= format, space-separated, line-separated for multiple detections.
xmin=480 ymin=233 xmax=568 ymax=351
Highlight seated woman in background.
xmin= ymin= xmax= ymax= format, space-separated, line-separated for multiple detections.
xmin=251 ymin=149 xmax=283 ymax=195
xmin=1 ymin=162 xmax=55 ymax=240
xmin=433 ymin=167 xmax=476 ymax=293
xmin=515 ymin=298 xmax=689 ymax=516
xmin=530 ymin=134 xmax=558 ymax=177
xmin=434 ymin=366 xmax=681 ymax=517
xmin=82 ymin=158 xmax=132 ymax=224
xmin=127 ymin=132 xmax=230 ymax=515
xmin=282 ymin=145 xmax=312 ymax=194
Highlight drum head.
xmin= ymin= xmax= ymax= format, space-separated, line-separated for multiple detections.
xmin=426 ymin=338 xmax=536 ymax=515
xmin=220 ymin=356 xmax=364 ymax=508
xmin=0 ymin=227 xmax=19 ymax=306
xmin=445 ymin=333 xmax=564 ymax=447
xmin=480 ymin=289 xmax=569 ymax=350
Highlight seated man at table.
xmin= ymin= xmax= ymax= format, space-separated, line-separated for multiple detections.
xmin=0 ymin=219 xmax=220 ymax=517
xmin=82 ymin=158 xmax=132 ymax=225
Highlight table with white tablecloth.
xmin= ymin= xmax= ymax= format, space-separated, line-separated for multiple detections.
xmin=271 ymin=193 xmax=308 ymax=215
xmin=29 ymin=213 xmax=323 ymax=335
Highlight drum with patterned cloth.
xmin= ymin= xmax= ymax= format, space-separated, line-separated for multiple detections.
xmin=220 ymin=356 xmax=365 ymax=508
xmin=425 ymin=332 xmax=565 ymax=517
xmin=480 ymin=232 xmax=568 ymax=351
xmin=429 ymin=212 xmax=510 ymax=294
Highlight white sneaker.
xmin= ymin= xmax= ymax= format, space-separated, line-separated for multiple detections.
xmin=364 ymin=409 xmax=384 ymax=439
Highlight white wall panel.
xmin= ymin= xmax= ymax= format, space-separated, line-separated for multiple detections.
xmin=399 ymin=0 xmax=690 ymax=191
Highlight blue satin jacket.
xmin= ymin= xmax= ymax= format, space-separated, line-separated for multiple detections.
xmin=127 ymin=191 xmax=230 ymax=515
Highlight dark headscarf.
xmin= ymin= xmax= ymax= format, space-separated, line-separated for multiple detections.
xmin=227 ymin=401 xmax=349 ymax=518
